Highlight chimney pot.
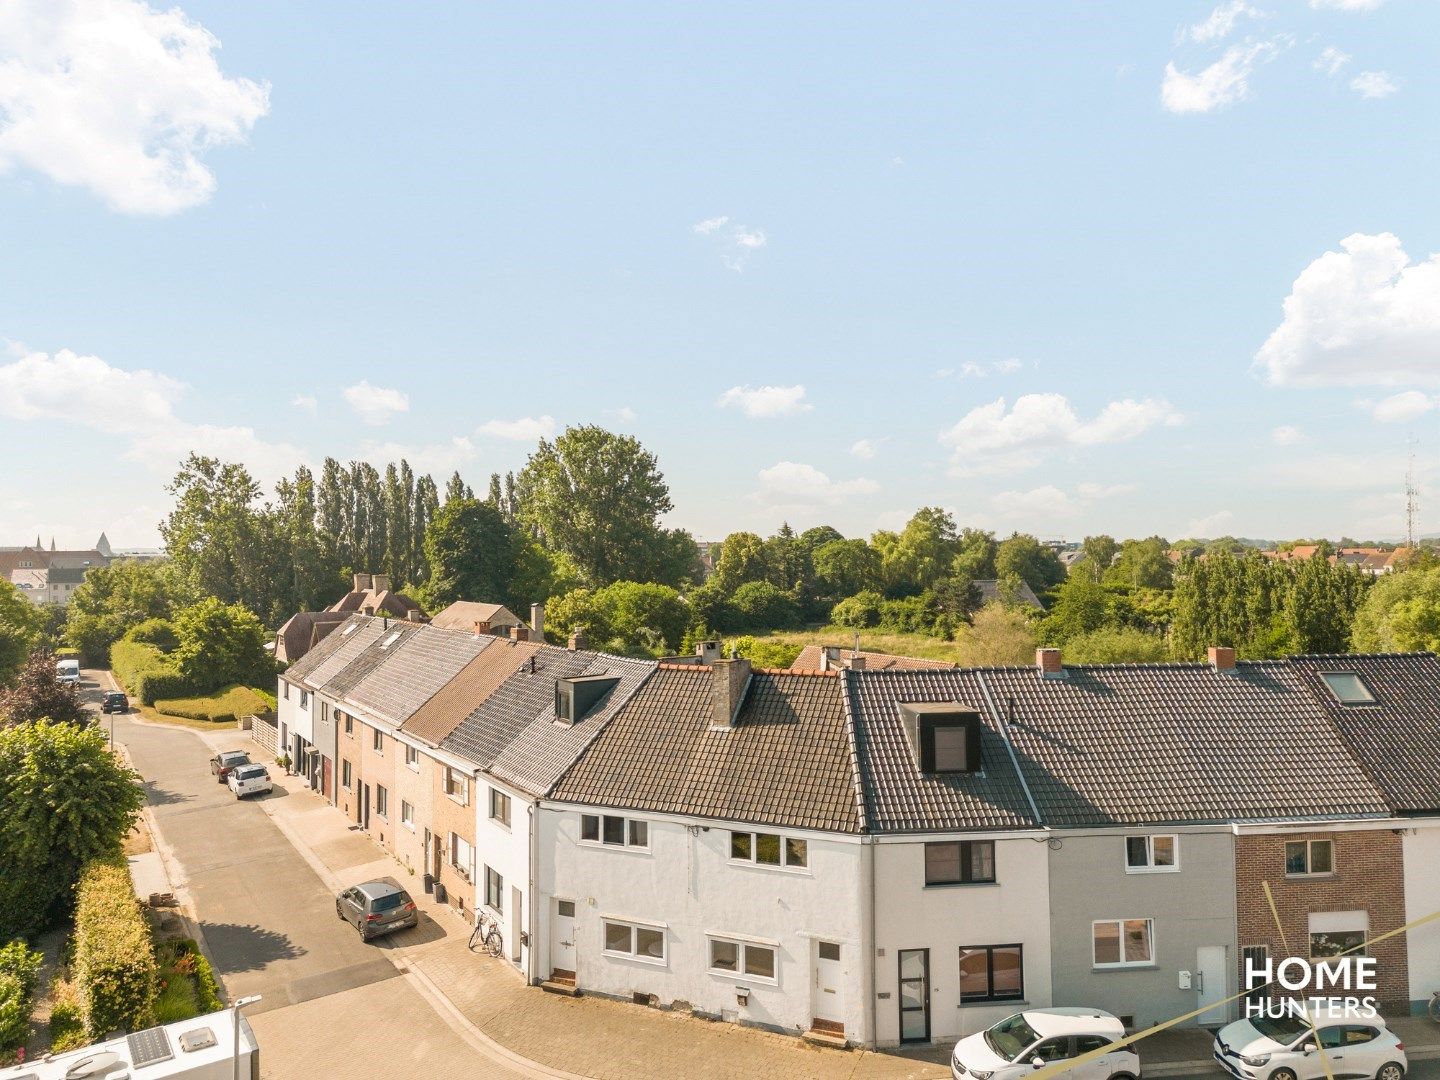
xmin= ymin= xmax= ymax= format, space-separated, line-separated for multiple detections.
xmin=530 ymin=603 xmax=545 ymax=639
xmin=568 ymin=627 xmax=588 ymax=651
xmin=711 ymin=657 xmax=752 ymax=730
xmin=510 ymin=625 xmax=530 ymax=642
xmin=1036 ymin=648 xmax=1063 ymax=677
xmin=362 ymin=604 xmax=376 ymax=617
xmin=1208 ymin=646 xmax=1237 ymax=673
xmin=406 ymin=609 xmax=422 ymax=622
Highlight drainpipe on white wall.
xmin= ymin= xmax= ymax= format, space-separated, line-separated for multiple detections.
xmin=865 ymin=833 xmax=878 ymax=1050
xmin=528 ymin=799 xmax=540 ymax=985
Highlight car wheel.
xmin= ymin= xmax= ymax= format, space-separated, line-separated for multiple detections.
xmin=1270 ymin=1069 xmax=1299 ymax=1080
xmin=1377 ymin=1063 xmax=1404 ymax=1080
xmin=336 ymin=901 xmax=345 ymax=921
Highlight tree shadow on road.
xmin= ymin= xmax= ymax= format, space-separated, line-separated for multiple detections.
xmin=201 ymin=922 xmax=307 ymax=974
xmin=142 ymin=781 xmax=194 ymax=806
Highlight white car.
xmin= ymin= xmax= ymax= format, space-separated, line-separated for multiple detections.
xmin=56 ymin=658 xmax=80 ymax=684
xmin=952 ymin=1008 xmax=1139 ymax=1080
xmin=228 ymin=763 xmax=273 ymax=799
xmin=1213 ymin=1010 xmax=1406 ymax=1080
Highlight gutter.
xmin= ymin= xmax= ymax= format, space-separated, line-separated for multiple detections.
xmin=976 ymin=672 xmax=1045 ymax=829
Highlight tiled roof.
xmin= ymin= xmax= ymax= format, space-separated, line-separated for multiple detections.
xmin=1290 ymin=653 xmax=1440 ymax=813
xmin=328 ymin=588 xmax=424 ymax=617
xmin=844 ymin=669 xmax=1041 ymax=833
xmin=975 ymin=578 xmax=1043 ymax=609
xmin=283 ymin=614 xmax=377 ymax=688
xmin=790 ymin=645 xmax=956 ymax=672
xmin=442 ymin=646 xmax=592 ymax=771
xmin=428 ymin=601 xmax=523 ymax=632
xmin=343 ymin=624 xmax=490 ymax=727
xmin=981 ymin=661 xmax=1392 ymax=827
xmin=323 ymin=621 xmax=424 ymax=699
xmin=275 ymin=611 xmax=348 ymax=664
xmin=552 ymin=667 xmax=862 ymax=834
xmin=401 ymin=637 xmax=535 ymax=747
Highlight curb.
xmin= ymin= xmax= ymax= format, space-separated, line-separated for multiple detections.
xmin=1142 ymin=1044 xmax=1440 ymax=1077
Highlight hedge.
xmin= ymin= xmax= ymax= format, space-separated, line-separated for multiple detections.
xmin=110 ymin=641 xmax=195 ymax=706
xmin=153 ymin=685 xmax=274 ymax=725
xmin=48 ymin=978 xmax=86 ymax=1053
xmin=73 ymin=858 xmax=157 ymax=1036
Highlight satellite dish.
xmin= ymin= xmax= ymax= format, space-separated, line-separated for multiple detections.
xmin=64 ymin=1051 xmax=122 ymax=1078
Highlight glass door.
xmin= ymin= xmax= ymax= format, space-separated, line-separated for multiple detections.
xmin=898 ymin=948 xmax=930 ymax=1043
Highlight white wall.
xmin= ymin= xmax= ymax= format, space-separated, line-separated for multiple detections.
xmin=474 ymin=776 xmax=535 ymax=980
xmin=279 ymin=676 xmax=315 ymax=745
xmin=540 ymin=804 xmax=867 ymax=1041
xmin=1403 ymin=824 xmax=1440 ymax=1008
xmin=872 ymin=834 xmax=1052 ymax=1047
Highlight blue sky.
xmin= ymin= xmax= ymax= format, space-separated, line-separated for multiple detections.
xmin=3 ymin=0 xmax=1439 ymax=549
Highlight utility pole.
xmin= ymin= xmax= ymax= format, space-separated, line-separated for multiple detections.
xmin=1406 ymin=437 xmax=1419 ymax=551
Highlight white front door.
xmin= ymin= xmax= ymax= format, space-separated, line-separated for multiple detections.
xmin=814 ymin=940 xmax=844 ymax=1026
xmin=1197 ymin=945 xmax=1227 ymax=1025
xmin=550 ymin=898 xmax=576 ymax=976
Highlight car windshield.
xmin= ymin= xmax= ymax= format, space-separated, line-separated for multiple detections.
xmin=221 ymin=753 xmax=248 ymax=764
xmin=985 ymin=1014 xmax=1042 ymax=1062
xmin=369 ymin=892 xmax=409 ymax=912
xmin=1250 ymin=1015 xmax=1310 ymax=1043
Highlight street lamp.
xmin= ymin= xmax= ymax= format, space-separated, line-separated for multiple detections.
xmin=231 ymin=994 xmax=262 ymax=1080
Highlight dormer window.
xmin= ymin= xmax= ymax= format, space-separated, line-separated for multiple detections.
xmin=900 ymin=703 xmax=983 ymax=775
xmin=555 ymin=674 xmax=621 ymax=726
xmin=1320 ymin=671 xmax=1375 ymax=705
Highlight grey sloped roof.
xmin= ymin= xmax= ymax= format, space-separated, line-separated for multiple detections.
xmin=488 ymin=652 xmax=656 ymax=797
xmin=443 ymin=647 xmax=592 ymax=768
xmin=553 ymin=666 xmax=861 ymax=833
xmin=844 ymin=669 xmax=1041 ymax=833
xmin=324 ymin=621 xmax=424 ymax=700
xmin=401 ymin=638 xmax=535 ymax=747
xmin=981 ymin=661 xmax=1392 ymax=828
xmin=285 ymin=615 xmax=378 ymax=688
xmin=343 ymin=624 xmax=490 ymax=726
xmin=1290 ymin=652 xmax=1440 ymax=813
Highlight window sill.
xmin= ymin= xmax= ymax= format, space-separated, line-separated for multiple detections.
xmin=603 ymin=951 xmax=668 ymax=968
xmin=924 ymin=881 xmax=999 ymax=889
xmin=1285 ymin=872 xmax=1337 ymax=880
xmin=406 ymin=763 xmax=419 ymax=772
xmin=1092 ymin=963 xmax=1158 ymax=972
xmin=960 ymin=998 xmax=1029 ymax=1008
xmin=708 ymin=968 xmax=778 ymax=987
xmin=580 ymin=840 xmax=650 ymax=854
xmin=1124 ymin=867 xmax=1181 ymax=875
xmin=728 ymin=860 xmax=810 ymax=876
xmin=402 ymin=822 xmax=415 ymax=832
xmin=489 ymin=819 xmax=513 ymax=833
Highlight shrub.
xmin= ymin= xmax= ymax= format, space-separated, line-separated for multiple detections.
xmin=728 ymin=581 xmax=801 ymax=630
xmin=1062 ymin=626 xmax=1170 ymax=664
xmin=73 ymin=858 xmax=157 ymax=1036
xmin=726 ymin=636 xmax=803 ymax=670
xmin=0 ymin=942 xmax=41 ymax=1000
xmin=110 ymin=640 xmax=195 ymax=705
xmin=153 ymin=685 xmax=274 ymax=725
xmin=121 ymin=619 xmax=179 ymax=653
xmin=48 ymin=979 xmax=86 ymax=1053
xmin=0 ymin=973 xmax=28 ymax=1052
xmin=831 ymin=590 xmax=884 ymax=628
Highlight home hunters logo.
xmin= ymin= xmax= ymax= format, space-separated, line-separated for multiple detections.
xmin=1244 ymin=955 xmax=1380 ymax=1019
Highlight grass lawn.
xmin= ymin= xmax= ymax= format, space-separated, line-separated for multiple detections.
xmin=729 ymin=626 xmax=970 ymax=665
xmin=151 ymin=684 xmax=275 ymax=725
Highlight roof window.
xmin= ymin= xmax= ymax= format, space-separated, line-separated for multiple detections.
xmin=899 ymin=702 xmax=983 ymax=775
xmin=555 ymin=674 xmax=621 ymax=726
xmin=379 ymin=631 xmax=402 ymax=649
xmin=1320 ymin=671 xmax=1376 ymax=705
xmin=341 ymin=623 xmax=360 ymax=637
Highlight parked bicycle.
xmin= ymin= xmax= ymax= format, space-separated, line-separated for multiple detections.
xmin=469 ymin=911 xmax=503 ymax=958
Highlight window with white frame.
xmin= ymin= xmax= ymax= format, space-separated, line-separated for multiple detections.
xmin=405 ymin=744 xmax=419 ymax=769
xmin=401 ymin=800 xmax=414 ymax=830
xmin=1125 ymin=834 xmax=1179 ymax=873
xmin=300 ymin=689 xmax=309 ymax=708
xmin=730 ymin=830 xmax=806 ymax=868
xmin=490 ymin=788 xmax=512 ymax=828
xmin=1286 ymin=839 xmax=1334 ymax=876
xmin=321 ymin=701 xmax=329 ymax=723
xmin=708 ymin=937 xmax=777 ymax=981
xmin=449 ymin=833 xmax=473 ymax=880
xmin=444 ymin=767 xmax=470 ymax=805
xmin=372 ymin=729 xmax=383 ymax=753
xmin=484 ymin=866 xmax=503 ymax=912
xmin=1093 ymin=919 xmax=1155 ymax=968
xmin=375 ymin=785 xmax=389 ymax=819
xmin=580 ymin=813 xmax=648 ymax=848
xmin=341 ymin=759 xmax=352 ymax=790
xmin=283 ymin=681 xmax=290 ymax=700
xmin=602 ymin=920 xmax=665 ymax=964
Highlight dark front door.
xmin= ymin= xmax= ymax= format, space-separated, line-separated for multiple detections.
xmin=899 ymin=949 xmax=930 ymax=1043
xmin=361 ymin=783 xmax=370 ymax=829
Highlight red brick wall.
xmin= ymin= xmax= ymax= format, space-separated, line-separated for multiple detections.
xmin=1235 ymin=830 xmax=1407 ymax=1007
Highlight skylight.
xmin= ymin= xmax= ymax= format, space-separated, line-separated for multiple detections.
xmin=341 ymin=623 xmax=359 ymax=637
xmin=1320 ymin=671 xmax=1376 ymax=705
xmin=379 ymin=631 xmax=402 ymax=649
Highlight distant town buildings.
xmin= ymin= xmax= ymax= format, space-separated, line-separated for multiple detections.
xmin=0 ymin=533 xmax=115 ymax=605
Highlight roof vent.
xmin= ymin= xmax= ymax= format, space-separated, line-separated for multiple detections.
xmin=899 ymin=702 xmax=983 ymax=775
xmin=1036 ymin=648 xmax=1064 ymax=679
xmin=1208 ymin=646 xmax=1237 ymax=674
xmin=555 ymin=674 xmax=621 ymax=724
xmin=178 ymin=1026 xmax=218 ymax=1053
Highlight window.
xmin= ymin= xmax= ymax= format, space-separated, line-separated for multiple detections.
xmin=341 ymin=759 xmax=353 ymax=790
xmin=1125 ymin=835 xmax=1179 ymax=873
xmin=490 ymin=788 xmax=511 ymax=827
xmin=321 ymin=701 xmax=329 ymax=723
xmin=380 ymin=631 xmax=402 ymax=649
xmin=731 ymin=831 xmax=807 ymax=869
xmin=484 ymin=866 xmax=503 ymax=912
xmin=959 ymin=944 xmax=1025 ymax=1003
xmin=1320 ymin=671 xmax=1375 ymax=705
xmin=602 ymin=920 xmax=666 ymax=964
xmin=1093 ymin=919 xmax=1155 ymax=968
xmin=925 ymin=841 xmax=996 ymax=885
xmin=708 ymin=937 xmax=777 ymax=981
xmin=932 ymin=726 xmax=971 ymax=771
xmin=283 ymin=681 xmax=290 ymax=700
xmin=579 ymin=813 xmax=648 ymax=848
xmin=449 ymin=833 xmax=473 ymax=879
xmin=444 ymin=767 xmax=470 ymax=805
xmin=558 ymin=899 xmax=575 ymax=918
xmin=344 ymin=712 xmax=353 ymax=735
xmin=375 ymin=785 xmax=388 ymax=819
xmin=405 ymin=744 xmax=419 ymax=769
xmin=1310 ymin=911 xmax=1368 ymax=958
xmin=372 ymin=729 xmax=383 ymax=753
xmin=341 ymin=622 xmax=359 ymax=637
xmin=819 ymin=941 xmax=840 ymax=962
xmin=1285 ymin=839 xmax=1335 ymax=876
xmin=300 ymin=689 xmax=309 ymax=708
xmin=401 ymin=800 xmax=414 ymax=830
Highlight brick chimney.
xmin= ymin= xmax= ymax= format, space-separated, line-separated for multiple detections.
xmin=473 ymin=620 xmax=491 ymax=638
xmin=353 ymin=573 xmax=370 ymax=592
xmin=530 ymin=603 xmax=545 ymax=639
xmin=1036 ymin=648 xmax=1064 ymax=678
xmin=710 ymin=657 xmax=752 ymax=730
xmin=820 ymin=645 xmax=841 ymax=672
xmin=844 ymin=654 xmax=867 ymax=671
xmin=510 ymin=625 xmax=530 ymax=642
xmin=1208 ymin=646 xmax=1237 ymax=674
xmin=568 ymin=627 xmax=587 ymax=651
xmin=370 ymin=574 xmax=391 ymax=594
xmin=406 ymin=609 xmax=423 ymax=622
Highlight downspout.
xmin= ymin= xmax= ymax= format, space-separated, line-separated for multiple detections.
xmin=866 ymin=833 xmax=878 ymax=1050
xmin=837 ymin=668 xmax=877 ymax=1049
xmin=528 ymin=798 xmax=539 ymax=985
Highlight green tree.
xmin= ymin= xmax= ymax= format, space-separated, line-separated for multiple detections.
xmin=712 ymin=532 xmax=769 ymax=594
xmin=0 ymin=650 xmax=88 ymax=726
xmin=545 ymin=582 xmax=689 ymax=655
xmin=419 ymin=498 xmax=516 ymax=610
xmin=1105 ymin=537 xmax=1174 ymax=590
xmin=63 ymin=560 xmax=191 ymax=665
xmin=830 ymin=590 xmax=884 ymax=628
xmin=813 ymin=539 xmax=879 ymax=600
xmin=1040 ymin=575 xmax=1112 ymax=644
xmin=878 ymin=508 xmax=959 ymax=596
xmin=275 ymin=465 xmax=339 ymax=613
xmin=955 ymin=603 xmax=1037 ymax=666
xmin=1074 ymin=535 xmax=1119 ymax=583
xmin=995 ymin=533 xmax=1066 ymax=596
xmin=172 ymin=598 xmax=271 ymax=691
xmin=515 ymin=426 xmax=676 ymax=587
xmin=1289 ymin=556 xmax=1367 ymax=653
xmin=0 ymin=581 xmax=43 ymax=685
xmin=0 ymin=721 xmax=145 ymax=939
xmin=444 ymin=471 xmax=472 ymax=503
xmin=729 ymin=581 xmax=802 ymax=629
xmin=1353 ymin=566 xmax=1440 ymax=652
xmin=953 ymin=528 xmax=999 ymax=582
xmin=1063 ymin=626 xmax=1169 ymax=664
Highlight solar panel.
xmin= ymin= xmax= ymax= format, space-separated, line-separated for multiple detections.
xmin=127 ymin=1025 xmax=174 ymax=1068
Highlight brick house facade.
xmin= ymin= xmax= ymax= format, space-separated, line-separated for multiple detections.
xmin=1235 ymin=828 xmax=1408 ymax=1008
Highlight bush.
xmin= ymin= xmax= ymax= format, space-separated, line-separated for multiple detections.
xmin=726 ymin=636 xmax=803 ymax=669
xmin=110 ymin=640 xmax=195 ymax=706
xmin=1062 ymin=626 xmax=1170 ymax=664
xmin=0 ymin=973 xmax=28 ymax=1052
xmin=729 ymin=581 xmax=801 ymax=630
xmin=831 ymin=590 xmax=884 ymax=628
xmin=48 ymin=979 xmax=86 ymax=1053
xmin=153 ymin=685 xmax=275 ymax=725
xmin=73 ymin=859 xmax=157 ymax=1036
xmin=121 ymin=619 xmax=179 ymax=653
xmin=0 ymin=941 xmax=41 ymax=1000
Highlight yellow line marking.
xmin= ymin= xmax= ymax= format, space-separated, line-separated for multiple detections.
xmin=1264 ymin=880 xmax=1333 ymax=1080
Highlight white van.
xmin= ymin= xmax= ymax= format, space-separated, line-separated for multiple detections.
xmin=56 ymin=658 xmax=81 ymax=685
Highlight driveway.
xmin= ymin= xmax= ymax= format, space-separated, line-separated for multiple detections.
xmin=85 ymin=674 xmax=532 ymax=1079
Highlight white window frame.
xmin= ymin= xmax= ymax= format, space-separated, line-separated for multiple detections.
xmin=489 ymin=788 xmax=512 ymax=829
xmin=1092 ymin=918 xmax=1156 ymax=969
xmin=400 ymin=800 xmax=414 ymax=831
xmin=484 ymin=866 xmax=503 ymax=913
xmin=341 ymin=759 xmax=353 ymax=791
xmin=579 ymin=813 xmax=649 ymax=850
xmin=449 ymin=833 xmax=474 ymax=881
xmin=372 ymin=729 xmax=384 ymax=754
xmin=1286 ymin=839 xmax=1336 ymax=877
xmin=405 ymin=743 xmax=420 ymax=770
xmin=1124 ymin=834 xmax=1180 ymax=874
xmin=729 ymin=830 xmax=807 ymax=870
xmin=601 ymin=919 xmax=667 ymax=966
xmin=444 ymin=766 xmax=470 ymax=806
xmin=706 ymin=935 xmax=779 ymax=985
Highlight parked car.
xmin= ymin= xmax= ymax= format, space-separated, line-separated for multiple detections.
xmin=1214 ymin=1009 xmax=1406 ymax=1080
xmin=335 ymin=878 xmax=418 ymax=941
xmin=209 ymin=750 xmax=251 ymax=783
xmin=952 ymin=1008 xmax=1139 ymax=1080
xmin=227 ymin=763 xmax=273 ymax=799
xmin=100 ymin=691 xmax=129 ymax=714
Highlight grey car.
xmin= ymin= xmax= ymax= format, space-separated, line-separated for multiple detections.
xmin=335 ymin=878 xmax=418 ymax=941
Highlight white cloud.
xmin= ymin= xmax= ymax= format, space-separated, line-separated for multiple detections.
xmin=1310 ymin=0 xmax=1384 ymax=10
xmin=1183 ymin=1 xmax=1263 ymax=44
xmin=691 ymin=216 xmax=729 ymax=235
xmin=850 ymin=438 xmax=886 ymax=460
xmin=291 ymin=394 xmax=317 ymax=415
xmin=952 ymin=358 xmax=1025 ymax=379
xmin=1313 ymin=46 xmax=1351 ymax=76
xmin=1077 ymin=481 xmax=1137 ymax=498
xmin=993 ymin=358 xmax=1024 ymax=374
xmin=358 ymin=436 xmax=477 ymax=478
xmin=1270 ymin=451 xmax=1422 ymax=489
xmin=1366 ymin=390 xmax=1436 ymax=424
xmin=754 ymin=461 xmax=879 ymax=505
xmin=1255 ymin=233 xmax=1440 ymax=387
xmin=940 ymin=393 xmax=1183 ymax=475
xmin=609 ymin=405 xmax=637 ymax=423
xmin=1161 ymin=41 xmax=1277 ymax=114
xmin=1187 ymin=509 xmax=1235 ymax=536
xmin=1271 ymin=424 xmax=1304 ymax=444
xmin=343 ymin=380 xmax=409 ymax=426
xmin=989 ymin=485 xmax=1079 ymax=522
xmin=692 ymin=215 xmax=768 ymax=271
xmin=0 ymin=0 xmax=270 ymax=215
xmin=718 ymin=384 xmax=812 ymax=419
xmin=1350 ymin=71 xmax=1398 ymax=99
xmin=475 ymin=415 xmax=559 ymax=441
